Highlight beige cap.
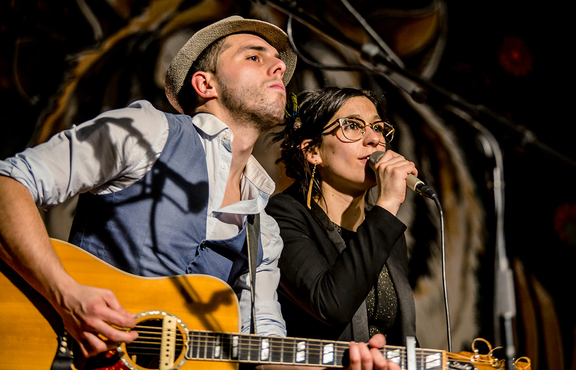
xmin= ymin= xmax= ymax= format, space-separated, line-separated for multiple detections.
xmin=165 ymin=15 xmax=297 ymax=113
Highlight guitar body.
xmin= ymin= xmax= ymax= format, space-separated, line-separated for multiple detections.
xmin=0 ymin=239 xmax=240 ymax=370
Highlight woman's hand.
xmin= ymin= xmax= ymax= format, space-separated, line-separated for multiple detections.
xmin=371 ymin=150 xmax=418 ymax=215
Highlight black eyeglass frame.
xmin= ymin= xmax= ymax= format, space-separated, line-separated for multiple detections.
xmin=322 ymin=117 xmax=395 ymax=144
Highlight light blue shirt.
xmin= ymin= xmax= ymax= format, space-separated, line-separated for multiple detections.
xmin=0 ymin=100 xmax=286 ymax=337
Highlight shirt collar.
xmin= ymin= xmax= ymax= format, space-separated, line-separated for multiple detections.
xmin=192 ymin=112 xmax=230 ymax=137
xmin=192 ymin=112 xmax=276 ymax=211
xmin=244 ymin=155 xmax=276 ymax=197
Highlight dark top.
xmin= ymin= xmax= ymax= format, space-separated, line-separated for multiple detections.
xmin=336 ymin=224 xmax=398 ymax=337
xmin=266 ymin=183 xmax=416 ymax=345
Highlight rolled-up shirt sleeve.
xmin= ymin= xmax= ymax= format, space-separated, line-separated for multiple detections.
xmin=0 ymin=100 xmax=168 ymax=208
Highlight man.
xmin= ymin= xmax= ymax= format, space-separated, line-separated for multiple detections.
xmin=0 ymin=16 xmax=398 ymax=370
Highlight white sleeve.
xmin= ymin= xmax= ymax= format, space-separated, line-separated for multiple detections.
xmin=0 ymin=100 xmax=169 ymax=207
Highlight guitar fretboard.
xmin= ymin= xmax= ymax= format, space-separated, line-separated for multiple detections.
xmin=186 ymin=331 xmax=447 ymax=369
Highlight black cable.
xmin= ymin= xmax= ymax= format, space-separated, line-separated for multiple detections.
xmin=286 ymin=16 xmax=373 ymax=72
xmin=431 ymin=192 xmax=452 ymax=352
xmin=337 ymin=0 xmax=404 ymax=68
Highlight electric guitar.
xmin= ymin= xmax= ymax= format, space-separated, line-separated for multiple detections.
xmin=0 ymin=239 xmax=530 ymax=370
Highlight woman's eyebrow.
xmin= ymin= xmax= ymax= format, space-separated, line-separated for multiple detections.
xmin=345 ymin=114 xmax=382 ymax=121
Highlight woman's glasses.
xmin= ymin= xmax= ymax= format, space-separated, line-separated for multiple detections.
xmin=323 ymin=117 xmax=395 ymax=145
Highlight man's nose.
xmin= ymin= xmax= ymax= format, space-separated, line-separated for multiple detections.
xmin=270 ymin=57 xmax=286 ymax=78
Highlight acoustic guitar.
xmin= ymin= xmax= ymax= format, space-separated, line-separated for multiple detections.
xmin=0 ymin=239 xmax=530 ymax=370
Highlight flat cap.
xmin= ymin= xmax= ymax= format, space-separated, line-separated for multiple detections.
xmin=165 ymin=15 xmax=297 ymax=113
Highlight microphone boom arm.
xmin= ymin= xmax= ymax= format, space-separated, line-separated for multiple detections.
xmin=256 ymin=0 xmax=576 ymax=168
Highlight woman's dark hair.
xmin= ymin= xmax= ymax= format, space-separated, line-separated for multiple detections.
xmin=271 ymin=87 xmax=386 ymax=201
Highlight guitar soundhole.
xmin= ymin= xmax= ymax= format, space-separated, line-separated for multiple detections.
xmin=121 ymin=315 xmax=186 ymax=370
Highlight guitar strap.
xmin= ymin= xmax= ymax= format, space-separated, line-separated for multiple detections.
xmin=246 ymin=213 xmax=260 ymax=335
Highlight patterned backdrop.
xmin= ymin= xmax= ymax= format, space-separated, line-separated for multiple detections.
xmin=1 ymin=1 xmax=575 ymax=369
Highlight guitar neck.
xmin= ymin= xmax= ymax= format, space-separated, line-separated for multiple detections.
xmin=187 ymin=331 xmax=447 ymax=369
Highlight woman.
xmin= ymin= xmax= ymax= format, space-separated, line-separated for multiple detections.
xmin=267 ymin=87 xmax=417 ymax=346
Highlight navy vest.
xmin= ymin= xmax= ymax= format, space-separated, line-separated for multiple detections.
xmin=69 ymin=112 xmax=260 ymax=285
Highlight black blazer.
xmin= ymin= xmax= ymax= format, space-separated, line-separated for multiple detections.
xmin=266 ymin=184 xmax=416 ymax=345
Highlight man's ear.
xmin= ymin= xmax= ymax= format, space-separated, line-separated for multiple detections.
xmin=301 ymin=139 xmax=322 ymax=165
xmin=191 ymin=71 xmax=218 ymax=99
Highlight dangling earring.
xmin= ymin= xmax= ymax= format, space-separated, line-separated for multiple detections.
xmin=307 ymin=162 xmax=317 ymax=209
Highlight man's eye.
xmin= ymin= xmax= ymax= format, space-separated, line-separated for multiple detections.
xmin=248 ymin=55 xmax=259 ymax=61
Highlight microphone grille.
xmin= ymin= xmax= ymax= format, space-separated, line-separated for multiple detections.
xmin=368 ymin=151 xmax=386 ymax=169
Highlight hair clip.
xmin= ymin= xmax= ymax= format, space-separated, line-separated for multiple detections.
xmin=285 ymin=93 xmax=301 ymax=129
xmin=293 ymin=117 xmax=302 ymax=130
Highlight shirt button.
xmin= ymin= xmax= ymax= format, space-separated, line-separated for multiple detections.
xmin=221 ymin=163 xmax=227 ymax=170
xmin=199 ymin=241 xmax=207 ymax=250
xmin=223 ymin=132 xmax=230 ymax=140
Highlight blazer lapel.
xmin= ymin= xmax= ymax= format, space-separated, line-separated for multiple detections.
xmin=310 ymin=199 xmax=369 ymax=342
xmin=309 ymin=200 xmax=348 ymax=253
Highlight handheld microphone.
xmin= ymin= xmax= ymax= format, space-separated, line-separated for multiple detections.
xmin=368 ymin=151 xmax=436 ymax=199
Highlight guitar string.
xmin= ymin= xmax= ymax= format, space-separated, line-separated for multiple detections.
xmin=134 ymin=326 xmax=411 ymax=354
xmin=125 ymin=340 xmax=446 ymax=363
xmin=133 ymin=326 xmax=432 ymax=354
xmin=134 ymin=325 xmax=413 ymax=352
xmin=121 ymin=348 xmax=480 ymax=369
xmin=123 ymin=343 xmax=476 ymax=366
xmin=123 ymin=347 xmax=439 ymax=366
xmin=126 ymin=326 xmax=483 ymax=365
xmin=132 ymin=326 xmax=443 ymax=357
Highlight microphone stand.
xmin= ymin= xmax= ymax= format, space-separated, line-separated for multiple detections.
xmin=254 ymin=0 xmax=576 ymax=366
xmin=447 ymin=107 xmax=515 ymax=370
xmin=256 ymin=0 xmax=576 ymax=169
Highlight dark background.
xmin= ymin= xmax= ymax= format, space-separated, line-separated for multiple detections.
xmin=437 ymin=1 xmax=576 ymax=367
xmin=1 ymin=0 xmax=575 ymax=369
xmin=439 ymin=0 xmax=575 ymax=336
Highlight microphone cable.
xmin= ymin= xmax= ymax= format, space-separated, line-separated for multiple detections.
xmin=430 ymin=191 xmax=452 ymax=353
xmin=285 ymin=16 xmax=375 ymax=73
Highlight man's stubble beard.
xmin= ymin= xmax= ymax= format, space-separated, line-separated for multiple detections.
xmin=217 ymin=74 xmax=285 ymax=134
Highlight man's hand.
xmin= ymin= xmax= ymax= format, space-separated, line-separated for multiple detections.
xmin=0 ymin=176 xmax=137 ymax=358
xmin=56 ymin=281 xmax=138 ymax=358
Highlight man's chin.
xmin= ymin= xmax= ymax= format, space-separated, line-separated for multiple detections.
xmin=258 ymin=111 xmax=284 ymax=133
xmin=265 ymin=101 xmax=286 ymax=125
